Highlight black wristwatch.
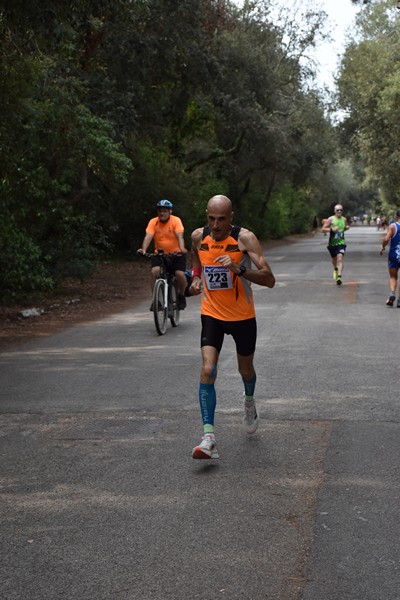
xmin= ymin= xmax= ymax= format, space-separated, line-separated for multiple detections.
xmin=238 ymin=265 xmax=247 ymax=277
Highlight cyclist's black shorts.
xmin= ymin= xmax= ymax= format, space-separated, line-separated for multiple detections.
xmin=200 ymin=315 xmax=257 ymax=356
xmin=151 ymin=253 xmax=186 ymax=273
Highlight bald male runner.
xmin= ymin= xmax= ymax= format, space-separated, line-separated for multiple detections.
xmin=189 ymin=195 xmax=275 ymax=459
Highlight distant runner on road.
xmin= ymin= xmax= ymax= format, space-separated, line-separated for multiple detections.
xmin=322 ymin=204 xmax=350 ymax=286
xmin=380 ymin=207 xmax=400 ymax=307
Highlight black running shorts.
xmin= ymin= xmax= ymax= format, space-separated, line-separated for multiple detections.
xmin=200 ymin=315 xmax=257 ymax=356
xmin=327 ymin=244 xmax=346 ymax=258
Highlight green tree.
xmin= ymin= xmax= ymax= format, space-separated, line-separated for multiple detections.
xmin=1 ymin=0 xmax=357 ymax=301
xmin=0 ymin=0 xmax=133 ymax=299
xmin=337 ymin=0 xmax=400 ymax=206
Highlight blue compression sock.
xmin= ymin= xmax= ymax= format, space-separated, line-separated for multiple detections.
xmin=242 ymin=373 xmax=257 ymax=402
xmin=199 ymin=383 xmax=216 ymax=434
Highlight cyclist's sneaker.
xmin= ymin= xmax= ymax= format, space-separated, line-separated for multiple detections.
xmin=336 ymin=276 xmax=342 ymax=286
xmin=386 ymin=295 xmax=396 ymax=306
xmin=192 ymin=434 xmax=219 ymax=459
xmin=244 ymin=401 xmax=258 ymax=434
xmin=333 ymin=268 xmax=338 ymax=281
xmin=178 ymin=295 xmax=186 ymax=310
xmin=150 ymin=301 xmax=163 ymax=312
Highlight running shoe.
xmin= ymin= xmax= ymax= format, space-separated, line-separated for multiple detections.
xmin=244 ymin=401 xmax=258 ymax=434
xmin=397 ymin=298 xmax=400 ymax=308
xmin=386 ymin=295 xmax=396 ymax=306
xmin=333 ymin=269 xmax=338 ymax=281
xmin=192 ymin=434 xmax=219 ymax=459
xmin=336 ymin=276 xmax=342 ymax=286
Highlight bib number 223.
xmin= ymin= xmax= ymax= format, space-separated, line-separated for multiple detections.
xmin=204 ymin=265 xmax=233 ymax=290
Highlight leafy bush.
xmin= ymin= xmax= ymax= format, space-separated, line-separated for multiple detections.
xmin=0 ymin=206 xmax=112 ymax=302
xmin=41 ymin=207 xmax=112 ymax=282
xmin=0 ymin=220 xmax=54 ymax=302
xmin=263 ymin=185 xmax=314 ymax=238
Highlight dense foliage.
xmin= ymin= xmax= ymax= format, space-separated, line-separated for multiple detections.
xmin=337 ymin=0 xmax=400 ymax=214
xmin=1 ymin=0 xmax=379 ymax=301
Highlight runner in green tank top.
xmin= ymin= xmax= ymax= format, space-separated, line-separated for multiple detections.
xmin=322 ymin=204 xmax=350 ymax=285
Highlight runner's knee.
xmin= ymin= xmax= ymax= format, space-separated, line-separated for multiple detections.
xmin=201 ymin=362 xmax=217 ymax=382
xmin=237 ymin=360 xmax=255 ymax=381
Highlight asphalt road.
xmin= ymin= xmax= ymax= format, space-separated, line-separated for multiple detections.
xmin=1 ymin=226 xmax=399 ymax=600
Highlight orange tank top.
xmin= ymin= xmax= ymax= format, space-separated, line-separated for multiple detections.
xmin=198 ymin=226 xmax=255 ymax=321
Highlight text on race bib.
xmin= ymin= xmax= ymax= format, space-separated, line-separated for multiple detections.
xmin=204 ymin=265 xmax=233 ymax=290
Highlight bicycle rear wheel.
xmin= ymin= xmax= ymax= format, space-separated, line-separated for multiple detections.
xmin=153 ymin=279 xmax=168 ymax=335
xmin=169 ymin=281 xmax=180 ymax=327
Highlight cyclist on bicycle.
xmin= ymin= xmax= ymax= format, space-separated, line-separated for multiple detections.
xmin=137 ymin=199 xmax=188 ymax=310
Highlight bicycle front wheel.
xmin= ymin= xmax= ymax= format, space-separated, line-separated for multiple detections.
xmin=153 ymin=278 xmax=168 ymax=335
xmin=169 ymin=281 xmax=180 ymax=327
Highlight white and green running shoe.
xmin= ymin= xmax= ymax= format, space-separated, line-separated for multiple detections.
xmin=244 ymin=401 xmax=258 ymax=434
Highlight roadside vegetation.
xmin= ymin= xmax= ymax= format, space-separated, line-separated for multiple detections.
xmin=1 ymin=0 xmax=399 ymax=302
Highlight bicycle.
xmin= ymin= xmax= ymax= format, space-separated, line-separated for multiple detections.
xmin=141 ymin=250 xmax=181 ymax=335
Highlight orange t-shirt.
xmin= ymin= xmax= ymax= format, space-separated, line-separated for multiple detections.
xmin=198 ymin=227 xmax=255 ymax=321
xmin=146 ymin=215 xmax=184 ymax=253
